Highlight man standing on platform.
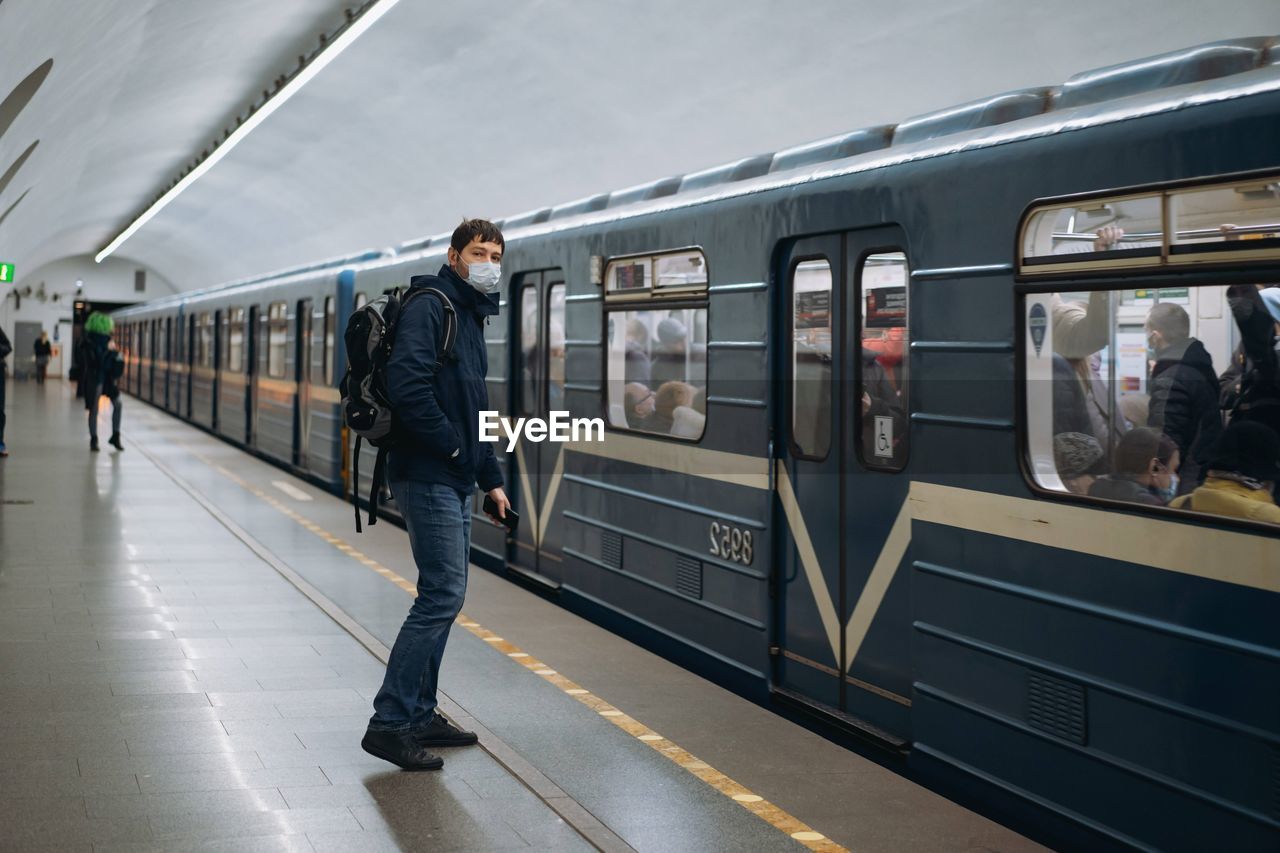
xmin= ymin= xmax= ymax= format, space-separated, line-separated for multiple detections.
xmin=0 ymin=326 xmax=9 ymax=457
xmin=361 ymin=219 xmax=512 ymax=771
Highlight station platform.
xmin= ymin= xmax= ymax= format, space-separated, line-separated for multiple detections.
xmin=0 ymin=381 xmax=1046 ymax=852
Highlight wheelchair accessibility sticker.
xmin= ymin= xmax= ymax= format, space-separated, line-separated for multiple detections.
xmin=874 ymin=415 xmax=893 ymax=459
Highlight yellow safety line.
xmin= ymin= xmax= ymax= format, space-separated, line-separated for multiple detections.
xmin=187 ymin=445 xmax=847 ymax=852
xmin=450 ymin=621 xmax=847 ymax=852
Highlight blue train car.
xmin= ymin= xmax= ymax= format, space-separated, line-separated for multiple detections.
xmin=115 ymin=251 xmax=383 ymax=485
xmin=116 ymin=37 xmax=1280 ymax=851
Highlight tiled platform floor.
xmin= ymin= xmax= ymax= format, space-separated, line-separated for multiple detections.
xmin=0 ymin=383 xmax=591 ymax=852
xmin=0 ymin=380 xmax=1046 ymax=853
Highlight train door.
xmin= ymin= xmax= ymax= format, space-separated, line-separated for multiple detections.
xmin=508 ymin=270 xmax=567 ymax=585
xmin=211 ymin=309 xmax=221 ymax=430
xmin=162 ymin=317 xmax=172 ymax=409
xmin=148 ymin=320 xmax=157 ymax=400
xmin=186 ymin=314 xmax=196 ymax=418
xmin=774 ymin=226 xmax=914 ymax=747
xmin=172 ymin=314 xmax=182 ymax=412
xmin=295 ymin=298 xmax=313 ymax=470
xmin=247 ymin=305 xmax=260 ymax=445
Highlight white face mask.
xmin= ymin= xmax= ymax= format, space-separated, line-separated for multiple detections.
xmin=465 ymin=260 xmax=502 ymax=293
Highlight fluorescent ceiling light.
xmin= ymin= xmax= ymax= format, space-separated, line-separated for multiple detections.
xmin=95 ymin=0 xmax=401 ymax=263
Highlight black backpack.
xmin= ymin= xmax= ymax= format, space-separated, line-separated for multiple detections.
xmin=340 ymin=285 xmax=456 ymax=531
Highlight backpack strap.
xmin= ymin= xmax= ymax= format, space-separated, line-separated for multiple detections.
xmin=395 ymin=286 xmax=456 ymax=371
xmin=419 ymin=287 xmax=457 ymax=369
xmin=350 ymin=437 xmax=387 ymax=532
xmin=352 ymin=434 xmax=363 ymax=533
xmin=368 ymin=445 xmax=389 ymax=528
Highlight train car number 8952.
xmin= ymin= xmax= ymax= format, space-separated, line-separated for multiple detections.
xmin=709 ymin=521 xmax=753 ymax=565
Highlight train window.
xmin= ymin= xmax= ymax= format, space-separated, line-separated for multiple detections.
xmin=1021 ymin=175 xmax=1280 ymax=278
xmin=267 ymin=301 xmax=288 ymax=378
xmin=323 ymin=297 xmax=336 ymax=385
xmin=354 ymin=292 xmax=367 ymax=311
xmin=520 ymin=286 xmax=540 ymax=415
xmin=605 ymin=306 xmax=708 ymax=439
xmin=857 ymin=252 xmax=910 ymax=470
xmin=197 ymin=313 xmax=214 ymax=368
xmin=227 ymin=308 xmax=245 ymax=372
xmin=1023 ymin=281 xmax=1280 ymax=525
xmin=1168 ymin=180 xmax=1280 ymax=265
xmin=654 ymin=253 xmax=708 ymax=288
xmin=606 ymin=249 xmax=708 ymax=299
xmin=1021 ymin=194 xmax=1163 ymax=275
xmin=548 ymin=285 xmax=566 ymax=410
xmin=790 ymin=259 xmax=832 ymax=459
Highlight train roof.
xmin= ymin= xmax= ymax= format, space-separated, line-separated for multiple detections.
xmin=119 ymin=35 xmax=1280 ymax=309
xmin=378 ymin=34 xmax=1280 ymax=267
xmin=112 ymin=247 xmax=391 ymax=317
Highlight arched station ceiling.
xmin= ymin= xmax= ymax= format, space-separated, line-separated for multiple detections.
xmin=2 ymin=0 xmax=1279 ymax=290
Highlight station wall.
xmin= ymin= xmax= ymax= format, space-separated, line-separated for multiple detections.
xmin=0 ymin=255 xmax=174 ymax=379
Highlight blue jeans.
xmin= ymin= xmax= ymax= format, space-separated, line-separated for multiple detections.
xmin=368 ymin=480 xmax=471 ymax=732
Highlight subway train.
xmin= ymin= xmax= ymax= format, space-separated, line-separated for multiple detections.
xmin=113 ymin=37 xmax=1280 ymax=852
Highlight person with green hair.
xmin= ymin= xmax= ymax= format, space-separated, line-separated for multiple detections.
xmin=75 ymin=311 xmax=125 ymax=452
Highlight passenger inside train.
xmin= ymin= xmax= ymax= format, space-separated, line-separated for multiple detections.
xmin=1087 ymin=427 xmax=1181 ymax=506
xmin=605 ymin=250 xmax=710 ymax=439
xmin=1024 ymin=179 xmax=1280 ymax=523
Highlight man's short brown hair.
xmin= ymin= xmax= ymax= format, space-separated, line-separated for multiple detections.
xmin=451 ymin=218 xmax=504 ymax=253
xmin=1146 ymin=303 xmax=1190 ymax=344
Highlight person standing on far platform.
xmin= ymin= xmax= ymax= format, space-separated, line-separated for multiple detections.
xmin=361 ymin=219 xmax=512 ymax=771
xmin=0 ymin=326 xmax=10 ymax=457
xmin=76 ymin=312 xmax=125 ymax=453
xmin=33 ymin=331 xmax=52 ymax=384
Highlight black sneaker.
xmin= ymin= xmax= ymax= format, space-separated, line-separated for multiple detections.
xmin=90 ymin=437 xmax=100 ymax=452
xmin=361 ymin=729 xmax=444 ymax=771
xmin=412 ymin=712 xmax=479 ymax=747
xmin=109 ymin=434 xmax=124 ymax=451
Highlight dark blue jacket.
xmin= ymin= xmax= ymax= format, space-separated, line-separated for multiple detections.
xmin=386 ymin=265 xmax=504 ymax=494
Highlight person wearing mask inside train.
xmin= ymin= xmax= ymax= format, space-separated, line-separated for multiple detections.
xmin=1170 ymin=420 xmax=1280 ymax=524
xmin=1088 ymin=427 xmax=1181 ymax=507
xmin=1144 ymin=303 xmax=1221 ymax=494
xmin=1219 ymin=285 xmax=1280 ymax=433
xmin=362 ymin=219 xmax=511 ymax=772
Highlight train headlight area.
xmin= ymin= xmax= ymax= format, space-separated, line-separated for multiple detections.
xmin=2 ymin=34 xmax=1280 ymax=853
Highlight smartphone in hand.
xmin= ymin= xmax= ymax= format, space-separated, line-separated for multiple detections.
xmin=482 ymin=494 xmax=518 ymax=532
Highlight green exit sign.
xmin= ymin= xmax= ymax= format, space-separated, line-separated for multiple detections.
xmin=0 ymin=263 xmax=13 ymax=283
